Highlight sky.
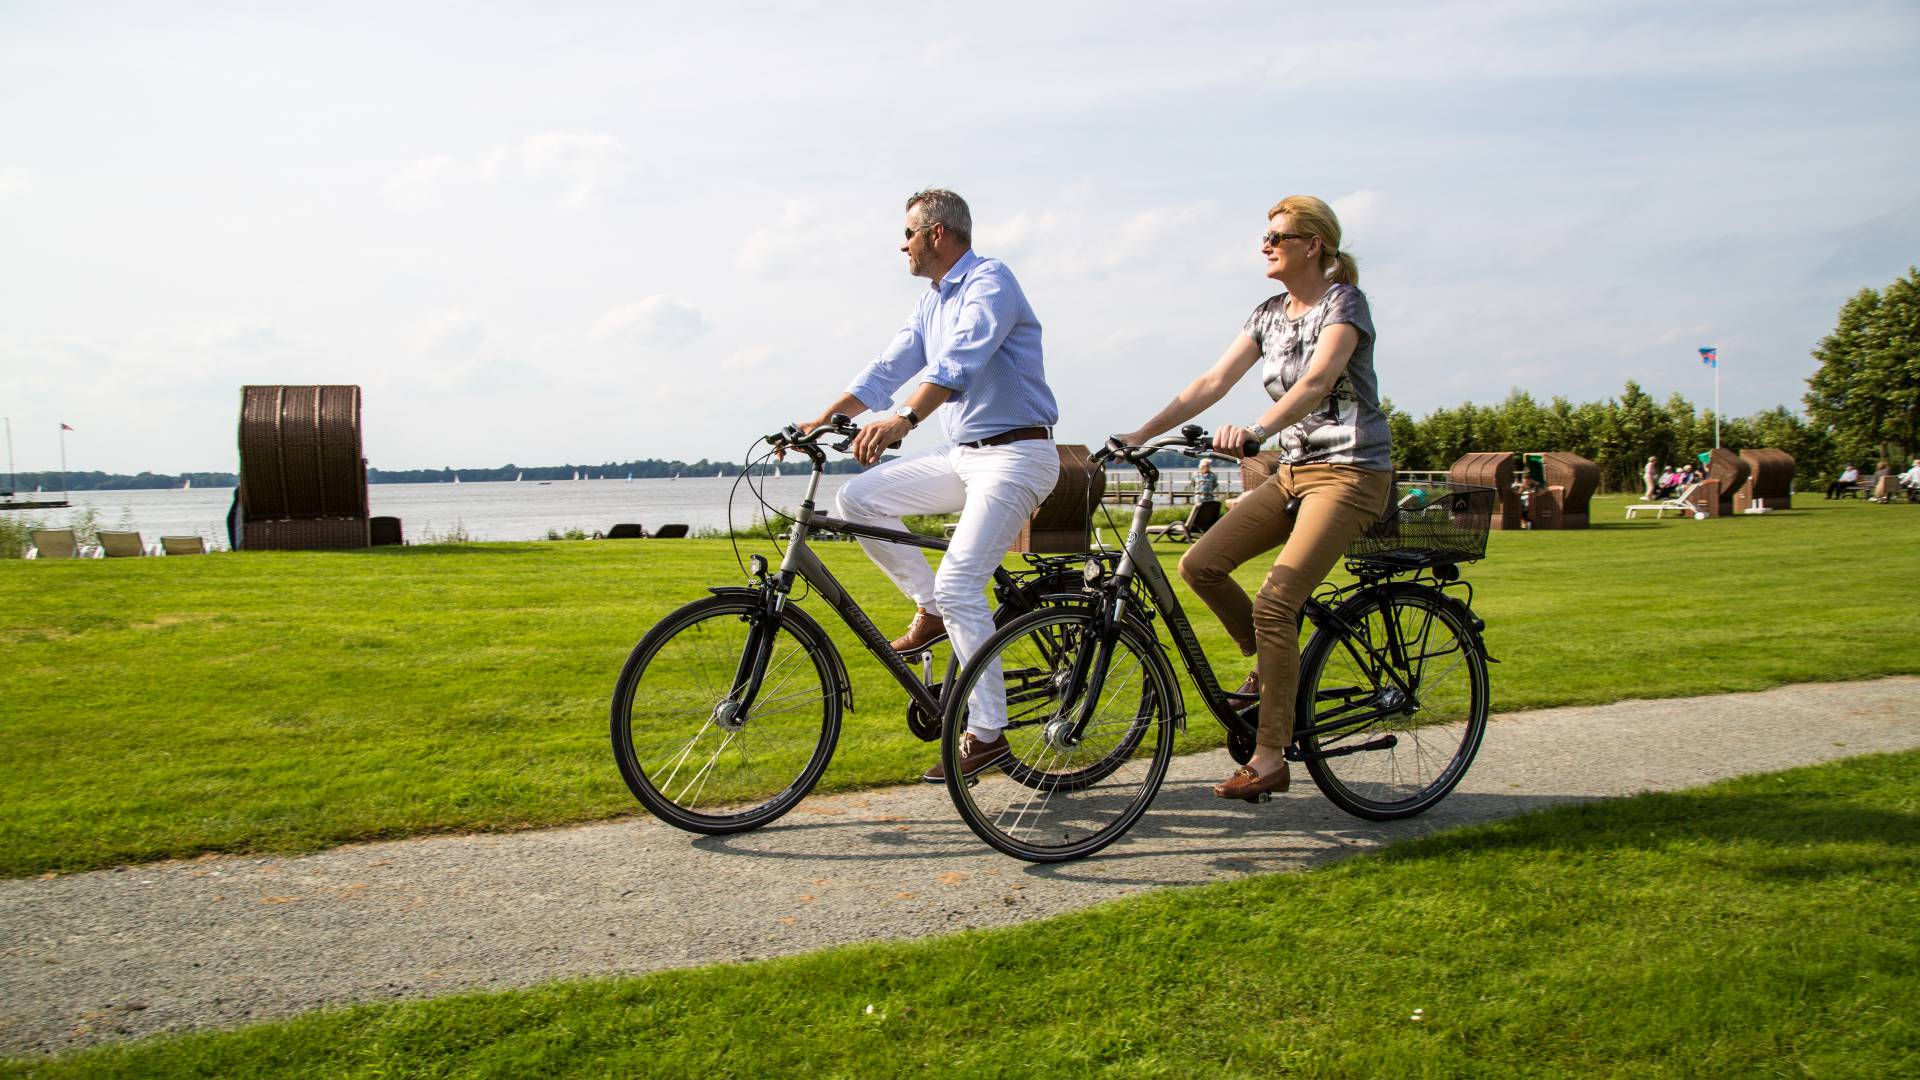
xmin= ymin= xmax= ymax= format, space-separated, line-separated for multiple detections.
xmin=3 ymin=0 xmax=1918 ymax=475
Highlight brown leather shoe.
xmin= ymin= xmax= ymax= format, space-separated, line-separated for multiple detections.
xmin=1211 ymin=762 xmax=1290 ymax=802
xmin=1224 ymin=670 xmax=1259 ymax=701
xmin=922 ymin=731 xmax=1010 ymax=783
xmin=890 ymin=608 xmax=946 ymax=654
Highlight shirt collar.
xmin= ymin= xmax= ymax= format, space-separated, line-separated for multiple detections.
xmin=934 ymin=249 xmax=981 ymax=292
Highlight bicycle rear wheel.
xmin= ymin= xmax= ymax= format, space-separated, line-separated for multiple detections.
xmin=1296 ymin=586 xmax=1489 ymax=820
xmin=611 ymin=594 xmax=841 ymax=833
xmin=943 ymin=608 xmax=1176 ymax=863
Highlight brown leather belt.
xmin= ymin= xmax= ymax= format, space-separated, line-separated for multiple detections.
xmin=958 ymin=426 xmax=1052 ymax=449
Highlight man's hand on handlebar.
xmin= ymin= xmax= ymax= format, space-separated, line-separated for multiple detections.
xmin=850 ymin=414 xmax=908 ymax=466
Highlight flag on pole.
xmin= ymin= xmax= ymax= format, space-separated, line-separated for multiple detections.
xmin=1698 ymin=347 xmax=1717 ymax=368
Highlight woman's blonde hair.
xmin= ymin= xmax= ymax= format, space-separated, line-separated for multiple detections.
xmin=1269 ymin=195 xmax=1358 ymax=286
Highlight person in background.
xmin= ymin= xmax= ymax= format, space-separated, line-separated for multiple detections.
xmin=1899 ymin=458 xmax=1920 ymax=498
xmin=1642 ymin=456 xmax=1660 ymax=501
xmin=1869 ymin=460 xmax=1895 ymax=503
xmin=1827 ymin=463 xmax=1860 ymax=498
xmin=1195 ymin=458 xmax=1219 ymax=501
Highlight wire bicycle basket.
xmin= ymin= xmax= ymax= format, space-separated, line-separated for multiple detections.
xmin=1346 ymin=481 xmax=1495 ymax=569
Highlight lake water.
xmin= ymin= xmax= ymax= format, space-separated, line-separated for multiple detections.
xmin=15 ymin=474 xmax=856 ymax=547
xmin=13 ymin=468 xmax=1221 ymax=548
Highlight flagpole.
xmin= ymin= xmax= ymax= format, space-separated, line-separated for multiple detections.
xmin=1714 ymin=354 xmax=1721 ymax=449
xmin=59 ymin=423 xmax=68 ymax=498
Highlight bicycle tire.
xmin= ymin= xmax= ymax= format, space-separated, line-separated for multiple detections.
xmin=1296 ymin=585 xmax=1489 ymax=820
xmin=942 ymin=607 xmax=1176 ymax=863
xmin=611 ymin=594 xmax=841 ymax=834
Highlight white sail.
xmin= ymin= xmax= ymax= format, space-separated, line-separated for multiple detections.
xmin=182 ymin=477 xmax=192 ymax=490
xmin=516 ymin=471 xmax=523 ymax=482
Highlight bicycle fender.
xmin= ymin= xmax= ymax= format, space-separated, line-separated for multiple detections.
xmin=703 ymin=587 xmax=857 ymax=712
xmin=1340 ymin=582 xmax=1497 ymax=664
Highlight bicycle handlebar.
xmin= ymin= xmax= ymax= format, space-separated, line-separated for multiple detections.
xmin=1091 ymin=424 xmax=1261 ymax=469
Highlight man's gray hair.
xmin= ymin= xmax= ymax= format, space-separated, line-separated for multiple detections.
xmin=906 ymin=188 xmax=972 ymax=246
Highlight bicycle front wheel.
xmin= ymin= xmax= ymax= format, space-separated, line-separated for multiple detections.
xmin=1297 ymin=586 xmax=1489 ymax=820
xmin=611 ymin=594 xmax=841 ymax=834
xmin=943 ymin=608 xmax=1176 ymax=863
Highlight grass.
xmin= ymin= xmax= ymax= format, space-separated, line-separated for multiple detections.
xmin=8 ymin=750 xmax=1917 ymax=1077
xmin=1 ymin=496 xmax=1917 ymax=878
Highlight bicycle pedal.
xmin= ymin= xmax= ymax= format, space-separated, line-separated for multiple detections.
xmin=1244 ymin=792 xmax=1272 ymax=804
xmin=964 ymin=776 xmax=980 ymax=789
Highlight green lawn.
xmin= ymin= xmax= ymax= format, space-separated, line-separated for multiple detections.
xmin=1 ymin=495 xmax=1916 ymax=878
xmin=9 ymin=750 xmax=1916 ymax=1078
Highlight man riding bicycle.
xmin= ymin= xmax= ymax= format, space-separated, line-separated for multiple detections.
xmin=797 ymin=188 xmax=1060 ymax=783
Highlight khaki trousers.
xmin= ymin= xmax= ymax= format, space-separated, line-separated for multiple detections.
xmin=1178 ymin=463 xmax=1392 ymax=748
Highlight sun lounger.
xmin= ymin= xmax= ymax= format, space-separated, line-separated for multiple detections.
xmin=606 ymin=523 xmax=648 ymax=539
xmin=1146 ymin=499 xmax=1223 ymax=543
xmin=27 ymin=529 xmax=82 ymax=559
xmin=97 ymin=530 xmax=148 ymax=557
xmin=651 ymin=524 xmax=689 ymax=539
xmin=160 ymin=535 xmax=208 ymax=555
xmin=1624 ymin=482 xmax=1706 ymax=520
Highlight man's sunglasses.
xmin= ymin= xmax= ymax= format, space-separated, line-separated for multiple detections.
xmin=905 ymin=223 xmax=940 ymax=241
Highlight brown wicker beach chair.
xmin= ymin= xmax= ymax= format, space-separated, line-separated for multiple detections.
xmin=236 ymin=385 xmax=371 ymax=550
xmin=1685 ymin=448 xmax=1752 ymax=518
xmin=1734 ymin=449 xmax=1796 ymax=511
xmin=1015 ymin=444 xmax=1105 ymax=553
xmin=1447 ymin=453 xmax=1522 ymax=530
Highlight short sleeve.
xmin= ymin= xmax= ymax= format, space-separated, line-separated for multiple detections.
xmin=1324 ymin=285 xmax=1374 ymax=347
xmin=1243 ymin=296 xmax=1280 ymax=341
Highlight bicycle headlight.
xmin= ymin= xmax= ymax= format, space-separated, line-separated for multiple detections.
xmin=748 ymin=554 xmax=769 ymax=578
xmin=1083 ymin=557 xmax=1103 ymax=587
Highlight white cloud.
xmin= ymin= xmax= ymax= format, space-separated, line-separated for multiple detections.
xmin=380 ymin=132 xmax=628 ymax=212
xmin=0 ymin=167 xmax=34 ymax=201
xmin=415 ymin=311 xmax=487 ymax=359
xmin=591 ymin=296 xmax=713 ymax=351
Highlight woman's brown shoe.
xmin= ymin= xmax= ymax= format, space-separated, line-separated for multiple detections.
xmin=1224 ymin=670 xmax=1260 ymax=702
xmin=1212 ymin=762 xmax=1290 ymax=802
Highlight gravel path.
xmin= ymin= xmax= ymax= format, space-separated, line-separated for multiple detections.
xmin=3 ymin=677 xmax=1916 ymax=1057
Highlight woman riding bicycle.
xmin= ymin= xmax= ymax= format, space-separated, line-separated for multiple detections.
xmin=1117 ymin=195 xmax=1392 ymax=803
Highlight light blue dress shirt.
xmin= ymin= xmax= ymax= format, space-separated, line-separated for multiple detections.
xmin=846 ymin=250 xmax=1059 ymax=445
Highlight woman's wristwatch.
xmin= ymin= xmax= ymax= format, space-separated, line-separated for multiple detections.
xmin=1244 ymin=422 xmax=1269 ymax=445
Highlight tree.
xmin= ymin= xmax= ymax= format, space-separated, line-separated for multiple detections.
xmin=1805 ymin=267 xmax=1920 ymax=466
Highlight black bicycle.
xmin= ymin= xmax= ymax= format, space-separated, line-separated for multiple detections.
xmin=938 ymin=426 xmax=1497 ymax=862
xmin=609 ymin=416 xmax=1085 ymax=834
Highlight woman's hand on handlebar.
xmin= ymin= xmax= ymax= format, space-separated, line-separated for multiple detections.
xmin=1212 ymin=424 xmax=1256 ymax=459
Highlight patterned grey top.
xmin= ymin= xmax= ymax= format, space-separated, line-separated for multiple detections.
xmin=1243 ymin=283 xmax=1393 ymax=470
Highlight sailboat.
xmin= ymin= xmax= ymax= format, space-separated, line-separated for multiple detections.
xmin=516 ymin=471 xmax=523 ymax=483
xmin=181 ymin=476 xmax=192 ymax=491
xmin=625 ymin=472 xmax=633 ymax=483
xmin=572 ymin=470 xmax=581 ymax=481
xmin=716 ymin=469 xmax=724 ymax=478
xmin=772 ymin=465 xmax=782 ymax=479
xmin=671 ymin=472 xmax=679 ymax=481
xmin=453 ymin=474 xmax=461 ymax=484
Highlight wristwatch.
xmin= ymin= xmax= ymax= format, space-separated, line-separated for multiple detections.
xmin=1245 ymin=422 xmax=1269 ymax=444
xmin=895 ymin=404 xmax=921 ymax=429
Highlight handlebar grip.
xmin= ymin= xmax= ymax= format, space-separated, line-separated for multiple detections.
xmin=1242 ymin=436 xmax=1263 ymax=458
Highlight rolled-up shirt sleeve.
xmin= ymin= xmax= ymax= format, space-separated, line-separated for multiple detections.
xmin=923 ymin=270 xmax=1018 ymax=396
xmin=845 ymin=314 xmax=927 ymax=412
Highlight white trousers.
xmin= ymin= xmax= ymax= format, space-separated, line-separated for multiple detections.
xmin=834 ymin=440 xmax=1060 ymax=736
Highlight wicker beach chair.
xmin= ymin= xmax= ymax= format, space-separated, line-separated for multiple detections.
xmin=1734 ymin=449 xmax=1796 ymax=511
xmin=237 ymin=385 xmax=371 ymax=550
xmin=27 ymin=529 xmax=81 ymax=559
xmin=1014 ymin=444 xmax=1105 ymax=553
xmin=96 ymin=530 xmax=147 ymax=557
xmin=160 ymin=535 xmax=208 ymax=555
